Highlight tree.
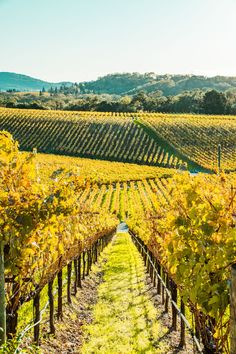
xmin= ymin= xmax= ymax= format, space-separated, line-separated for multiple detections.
xmin=203 ymin=90 xmax=227 ymax=114
xmin=131 ymin=91 xmax=148 ymax=111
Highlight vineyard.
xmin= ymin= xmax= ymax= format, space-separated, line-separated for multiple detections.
xmin=0 ymin=108 xmax=183 ymax=169
xmin=1 ymin=108 xmax=236 ymax=172
xmin=0 ymin=108 xmax=236 ymax=353
xmin=141 ymin=113 xmax=236 ymax=172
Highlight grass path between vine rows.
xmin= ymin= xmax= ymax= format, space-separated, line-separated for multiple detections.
xmin=81 ymin=232 xmax=171 ymax=354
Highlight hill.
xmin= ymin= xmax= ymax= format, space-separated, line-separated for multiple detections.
xmin=0 ymin=72 xmax=72 ymax=92
xmin=0 ymin=107 xmax=235 ymax=172
xmin=2 ymin=71 xmax=236 ymax=96
xmin=79 ymin=73 xmax=236 ymax=96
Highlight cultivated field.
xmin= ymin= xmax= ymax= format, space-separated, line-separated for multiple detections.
xmin=1 ymin=108 xmax=235 ymax=172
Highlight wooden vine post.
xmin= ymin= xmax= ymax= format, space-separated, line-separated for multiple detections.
xmin=0 ymin=241 xmax=6 ymax=345
xmin=82 ymin=252 xmax=86 ymax=279
xmin=162 ymin=271 xmax=165 ymax=305
xmin=165 ymin=274 xmax=169 ymax=313
xmin=67 ymin=263 xmax=72 ymax=304
xmin=73 ymin=259 xmax=78 ymax=295
xmin=6 ymin=282 xmax=20 ymax=338
xmin=94 ymin=241 xmax=98 ymax=263
xmin=230 ymin=264 xmax=236 ymax=354
xmin=180 ymin=299 xmax=186 ymax=348
xmin=48 ymin=280 xmax=55 ymax=334
xmin=57 ymin=270 xmax=63 ymax=320
xmin=153 ymin=259 xmax=157 ymax=287
xmin=171 ymin=281 xmax=177 ymax=331
xmin=157 ymin=262 xmax=161 ymax=295
xmin=89 ymin=249 xmax=92 ymax=272
xmin=33 ymin=292 xmax=40 ymax=346
xmin=77 ymin=255 xmax=82 ymax=288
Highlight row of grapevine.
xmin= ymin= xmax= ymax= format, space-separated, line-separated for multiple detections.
xmin=0 ymin=108 xmax=184 ymax=168
xmin=0 ymin=132 xmax=118 ymax=345
xmin=1 ymin=126 xmax=236 ymax=352
xmin=77 ymin=169 xmax=236 ymax=353
xmin=142 ymin=113 xmax=236 ymax=172
xmin=1 ymin=108 xmax=236 ymax=172
xmin=35 ymin=152 xmax=175 ymax=184
xmin=129 ymin=173 xmax=236 ymax=353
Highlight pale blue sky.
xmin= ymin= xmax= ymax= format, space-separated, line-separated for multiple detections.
xmin=0 ymin=0 xmax=236 ymax=82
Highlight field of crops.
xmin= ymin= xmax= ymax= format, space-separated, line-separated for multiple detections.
xmin=34 ymin=152 xmax=175 ymax=184
xmin=141 ymin=113 xmax=236 ymax=172
xmin=0 ymin=108 xmax=235 ymax=172
xmin=76 ymin=168 xmax=236 ymax=353
xmin=0 ymin=108 xmax=182 ymax=168
xmin=1 ymin=107 xmax=236 ymax=353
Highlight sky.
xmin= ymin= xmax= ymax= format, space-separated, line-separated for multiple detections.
xmin=0 ymin=0 xmax=236 ymax=83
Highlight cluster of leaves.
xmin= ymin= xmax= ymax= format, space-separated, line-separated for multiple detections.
xmin=127 ymin=172 xmax=236 ymax=351
xmin=0 ymin=131 xmax=117 ymax=304
xmin=157 ymin=174 xmax=236 ymax=316
xmin=144 ymin=113 xmax=236 ymax=172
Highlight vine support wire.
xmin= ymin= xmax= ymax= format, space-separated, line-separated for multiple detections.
xmin=14 ymin=275 xmax=69 ymax=354
xmin=13 ymin=231 xmax=113 ymax=353
xmin=130 ymin=230 xmax=203 ymax=354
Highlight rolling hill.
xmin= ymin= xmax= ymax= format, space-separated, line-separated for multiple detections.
xmin=0 ymin=72 xmax=72 ymax=92
xmin=79 ymin=72 xmax=236 ymax=96
xmin=0 ymin=107 xmax=235 ymax=172
xmin=2 ymin=71 xmax=236 ymax=96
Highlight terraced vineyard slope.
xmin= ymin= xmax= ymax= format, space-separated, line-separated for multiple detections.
xmin=0 ymin=108 xmax=235 ymax=172
xmin=141 ymin=113 xmax=236 ymax=172
xmin=1 ymin=130 xmax=236 ymax=352
xmin=0 ymin=108 xmax=182 ymax=168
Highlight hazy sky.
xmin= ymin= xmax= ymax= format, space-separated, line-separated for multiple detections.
xmin=0 ymin=0 xmax=236 ymax=82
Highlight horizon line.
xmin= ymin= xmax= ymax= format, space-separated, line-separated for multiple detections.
xmin=1 ymin=70 xmax=236 ymax=84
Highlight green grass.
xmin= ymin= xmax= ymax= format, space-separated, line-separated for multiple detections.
xmin=81 ymin=233 xmax=169 ymax=354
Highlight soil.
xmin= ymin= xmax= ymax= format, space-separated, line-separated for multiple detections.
xmin=36 ymin=244 xmax=197 ymax=354
xmin=39 ymin=261 xmax=106 ymax=353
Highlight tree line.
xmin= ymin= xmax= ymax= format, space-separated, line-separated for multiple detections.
xmin=0 ymin=88 xmax=235 ymax=115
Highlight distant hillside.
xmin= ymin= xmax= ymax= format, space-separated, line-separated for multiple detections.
xmin=0 ymin=72 xmax=72 ymax=92
xmin=79 ymin=72 xmax=236 ymax=96
xmin=2 ymin=71 xmax=236 ymax=96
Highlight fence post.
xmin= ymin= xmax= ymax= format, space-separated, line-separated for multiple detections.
xmin=94 ymin=242 xmax=98 ymax=263
xmin=67 ymin=263 xmax=72 ymax=304
xmin=148 ymin=250 xmax=151 ymax=275
xmin=153 ymin=259 xmax=157 ymax=287
xmin=165 ymin=273 xmax=169 ymax=313
xmin=162 ymin=271 xmax=165 ymax=305
xmin=230 ymin=264 xmax=236 ymax=354
xmin=6 ymin=282 xmax=19 ymax=338
xmin=33 ymin=292 xmax=40 ymax=346
xmin=48 ymin=280 xmax=55 ymax=334
xmin=57 ymin=270 xmax=63 ymax=320
xmin=150 ymin=254 xmax=154 ymax=281
xmin=86 ymin=251 xmax=90 ymax=276
xmin=171 ymin=281 xmax=177 ymax=330
xmin=82 ymin=252 xmax=86 ymax=279
xmin=144 ymin=246 xmax=148 ymax=266
xmin=77 ymin=255 xmax=82 ymax=288
xmin=73 ymin=259 xmax=78 ymax=295
xmin=157 ymin=263 xmax=161 ymax=295
xmin=180 ymin=299 xmax=186 ymax=348
xmin=89 ymin=249 xmax=92 ymax=271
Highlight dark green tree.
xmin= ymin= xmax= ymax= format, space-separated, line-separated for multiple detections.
xmin=203 ymin=90 xmax=227 ymax=114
